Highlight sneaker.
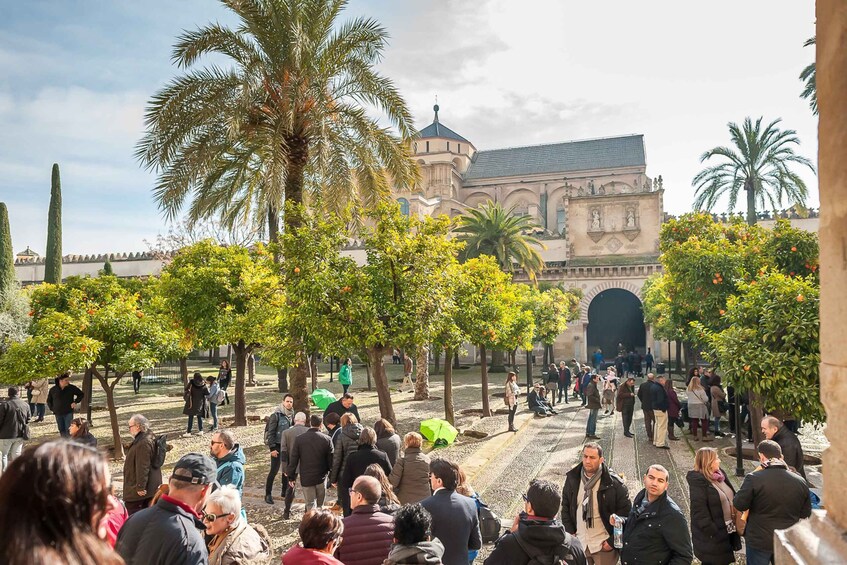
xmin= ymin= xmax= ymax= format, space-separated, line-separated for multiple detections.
xmin=656 ymin=445 xmax=671 ymax=449
xmin=181 ymin=432 xmax=193 ymax=438
xmin=194 ymin=431 xmax=204 ymax=436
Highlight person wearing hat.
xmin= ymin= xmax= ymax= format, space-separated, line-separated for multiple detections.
xmin=116 ymin=453 xmax=217 ymax=565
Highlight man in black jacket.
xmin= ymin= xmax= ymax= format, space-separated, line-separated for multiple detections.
xmin=420 ymin=458 xmax=482 ymax=565
xmin=323 ymin=392 xmax=361 ymax=429
xmin=560 ymin=443 xmax=630 ymax=565
xmin=116 ymin=453 xmax=216 ymax=565
xmin=287 ymin=414 xmax=333 ymax=511
xmin=46 ymin=372 xmax=84 ymax=437
xmin=651 ymin=375 xmax=670 ymax=449
xmin=265 ymin=394 xmax=294 ymax=505
xmin=761 ymin=416 xmax=806 ymax=479
xmin=733 ymin=440 xmax=811 ymax=565
xmin=636 ymin=374 xmax=655 ymax=442
xmin=486 ymin=479 xmax=586 ymax=565
xmin=620 ymin=464 xmax=693 ymax=565
xmin=0 ymin=387 xmax=31 ymax=473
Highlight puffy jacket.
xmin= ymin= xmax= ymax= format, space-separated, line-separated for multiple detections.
xmin=340 ymin=444 xmax=392 ymax=492
xmin=215 ymin=444 xmax=246 ymax=496
xmin=116 ymin=496 xmax=208 ymax=565
xmin=209 ymin=519 xmax=271 ymax=565
xmin=620 ymin=490 xmax=693 ymax=565
xmin=772 ymin=425 xmax=806 ymax=479
xmin=336 ymin=505 xmax=394 ymax=565
xmin=182 ymin=377 xmax=209 ymax=417
xmin=265 ymin=406 xmax=293 ymax=451
xmin=484 ymin=515 xmax=587 ymax=565
xmin=123 ymin=430 xmax=163 ymax=503
xmin=283 ymin=545 xmax=344 ymax=564
xmin=330 ymin=423 xmax=363 ymax=484
xmin=733 ymin=462 xmax=811 ymax=552
xmin=46 ymin=383 xmax=84 ymax=416
xmin=650 ymin=381 xmax=668 ymax=411
xmin=338 ymin=364 xmax=352 ymax=386
xmin=389 ymin=446 xmax=432 ymax=504
xmin=377 ymin=433 xmax=402 ymax=466
xmin=384 ymin=539 xmax=445 ymax=565
xmin=686 ymin=470 xmax=736 ymax=565
xmin=560 ymin=463 xmax=631 ymax=548
xmin=287 ymin=427 xmax=333 ymax=486
xmin=0 ymin=396 xmax=30 ymax=439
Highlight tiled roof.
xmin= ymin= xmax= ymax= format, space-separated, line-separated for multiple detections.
xmin=418 ymin=120 xmax=470 ymax=143
xmin=464 ymin=134 xmax=645 ymax=180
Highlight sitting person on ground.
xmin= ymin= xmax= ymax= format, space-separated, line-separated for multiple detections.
xmin=203 ymin=485 xmax=271 ymax=565
xmin=389 ymin=431 xmax=433 ymax=504
xmin=69 ymin=416 xmax=97 ymax=447
xmin=527 ymin=385 xmax=553 ymax=417
xmin=336 ymin=475 xmax=395 ymax=565
xmin=420 ymin=459 xmax=482 ymax=565
xmin=282 ymin=508 xmax=345 ymax=565
xmin=485 ymin=479 xmax=586 ymax=565
xmin=0 ymin=440 xmax=123 ymax=565
xmin=538 ymin=386 xmax=559 ymax=415
xmin=384 ymin=503 xmax=446 ymax=565
xmin=363 ymin=463 xmax=401 ymax=515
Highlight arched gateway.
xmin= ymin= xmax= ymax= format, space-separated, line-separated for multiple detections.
xmin=581 ymin=282 xmax=646 ymax=363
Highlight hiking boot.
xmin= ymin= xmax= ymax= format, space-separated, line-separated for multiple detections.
xmin=283 ymin=510 xmax=291 ymax=520
xmin=264 ymin=495 xmax=274 ymax=505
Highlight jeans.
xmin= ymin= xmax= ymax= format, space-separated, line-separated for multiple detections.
xmin=622 ymin=403 xmax=634 ymax=434
xmin=0 ymin=438 xmax=25 ymax=475
xmin=187 ymin=414 xmax=203 ymax=433
xmin=642 ymin=409 xmax=655 ymax=441
xmin=559 ymin=383 xmax=569 ymax=403
xmin=56 ymin=413 xmax=73 ymax=437
xmin=507 ymin=404 xmax=518 ymax=429
xmin=303 ymin=482 xmax=327 ymax=510
xmin=32 ymin=403 xmax=45 ymax=420
xmin=713 ymin=416 xmax=722 ymax=435
xmin=209 ymin=403 xmax=218 ymax=429
xmin=586 ymin=408 xmax=598 ymax=436
xmin=653 ymin=410 xmax=668 ymax=447
xmin=746 ymin=545 xmax=774 ymax=565
xmin=342 ymin=384 xmax=350 ymax=394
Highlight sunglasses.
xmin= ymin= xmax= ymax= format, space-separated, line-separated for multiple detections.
xmin=202 ymin=511 xmax=232 ymax=522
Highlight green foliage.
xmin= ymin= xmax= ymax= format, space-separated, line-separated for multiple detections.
xmin=522 ymin=285 xmax=581 ymax=346
xmin=455 ymin=201 xmax=546 ymax=280
xmin=0 ymin=286 xmax=30 ymax=355
xmin=44 ymin=164 xmax=63 ymax=284
xmin=799 ymin=36 xmax=817 ymax=115
xmin=0 ymin=203 xmax=14 ymax=297
xmin=761 ymin=220 xmax=819 ymax=282
xmin=101 ymin=259 xmax=114 ymax=276
xmin=694 ymin=271 xmax=822 ymax=424
xmin=692 ymin=117 xmax=814 ymax=224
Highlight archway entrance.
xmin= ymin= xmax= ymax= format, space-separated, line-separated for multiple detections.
xmin=587 ymin=289 xmax=646 ymax=362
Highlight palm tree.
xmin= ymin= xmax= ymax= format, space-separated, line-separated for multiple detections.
xmin=692 ymin=117 xmax=814 ymax=227
xmin=799 ymin=36 xmax=817 ymax=115
xmin=455 ymin=201 xmax=546 ymax=280
xmin=136 ymin=0 xmax=418 ymax=245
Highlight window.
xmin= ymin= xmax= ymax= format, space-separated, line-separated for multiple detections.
xmin=426 ymin=141 xmax=429 ymax=152
xmin=458 ymin=143 xmax=461 ymax=153
xmin=557 ymin=208 xmax=566 ymax=234
xmin=398 ymin=198 xmax=410 ymax=217
xmin=447 ymin=142 xmax=450 ymax=151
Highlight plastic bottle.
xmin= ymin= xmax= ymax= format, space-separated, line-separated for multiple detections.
xmin=613 ymin=514 xmax=623 ymax=549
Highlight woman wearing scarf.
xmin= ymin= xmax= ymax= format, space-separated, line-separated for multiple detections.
xmin=686 ymin=447 xmax=740 ymax=564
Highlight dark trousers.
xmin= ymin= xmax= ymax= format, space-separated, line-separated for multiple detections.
xmin=132 ymin=375 xmax=142 ymax=393
xmin=622 ymin=403 xmax=634 ymax=434
xmin=691 ymin=417 xmax=711 ymax=437
xmin=342 ymin=384 xmax=350 ymax=394
xmin=507 ymin=404 xmax=518 ymax=429
xmin=187 ymin=415 xmax=203 ymax=433
xmin=266 ymin=453 xmax=295 ymax=510
xmin=55 ymin=413 xmax=73 ymax=437
xmin=125 ymin=498 xmax=153 ymax=516
xmin=642 ymin=409 xmax=654 ymax=441
xmin=559 ymin=383 xmax=570 ymax=403
xmin=30 ymin=403 xmax=45 ymax=420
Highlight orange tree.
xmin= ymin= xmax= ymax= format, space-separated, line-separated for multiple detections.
xmin=0 ymin=276 xmax=180 ymax=458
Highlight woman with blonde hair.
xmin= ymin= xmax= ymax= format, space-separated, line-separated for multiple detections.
xmin=687 ymin=376 xmax=713 ymax=441
xmin=363 ymin=463 xmax=401 ymax=514
xmin=686 ymin=447 xmax=739 ymax=564
xmin=388 ymin=432 xmax=431 ymax=504
xmin=504 ymin=372 xmax=520 ymax=432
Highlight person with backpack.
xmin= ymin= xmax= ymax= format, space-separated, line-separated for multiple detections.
xmin=206 ymin=376 xmax=223 ymax=431
xmin=265 ymin=394 xmax=295 ymax=506
xmin=485 ymin=479 xmax=587 ymax=565
xmin=182 ymin=372 xmax=210 ymax=437
xmin=124 ymin=413 xmax=163 ymax=516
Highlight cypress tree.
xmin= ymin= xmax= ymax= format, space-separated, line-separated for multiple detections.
xmin=44 ymin=163 xmax=63 ymax=284
xmin=102 ymin=258 xmax=114 ymax=276
xmin=0 ymin=202 xmax=14 ymax=297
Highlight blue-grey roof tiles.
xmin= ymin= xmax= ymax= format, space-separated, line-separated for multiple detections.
xmin=418 ymin=121 xmax=471 ymax=143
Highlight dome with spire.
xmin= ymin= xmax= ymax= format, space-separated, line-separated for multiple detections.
xmin=418 ymin=104 xmax=471 ymax=143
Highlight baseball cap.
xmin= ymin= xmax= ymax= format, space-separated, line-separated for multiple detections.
xmin=171 ymin=453 xmax=218 ymax=486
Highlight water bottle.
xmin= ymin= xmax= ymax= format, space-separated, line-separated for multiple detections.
xmin=613 ymin=514 xmax=623 ymax=549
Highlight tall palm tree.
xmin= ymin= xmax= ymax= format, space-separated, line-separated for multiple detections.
xmin=799 ymin=36 xmax=817 ymax=115
xmin=692 ymin=117 xmax=814 ymax=227
xmin=136 ymin=0 xmax=418 ymax=245
xmin=455 ymin=201 xmax=546 ymax=280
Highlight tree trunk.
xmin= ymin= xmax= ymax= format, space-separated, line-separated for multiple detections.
xmin=268 ymin=204 xmax=281 ymax=263
xmin=453 ymin=351 xmax=460 ymax=369
xmin=247 ymin=354 xmax=256 ymax=386
xmin=745 ymin=178 xmax=757 ymax=227
xmin=79 ymin=366 xmax=93 ymax=415
xmin=290 ymin=354 xmax=310 ymax=414
xmin=525 ymin=349 xmax=533 ymax=393
xmin=414 ymin=345 xmax=430 ymax=400
xmin=367 ymin=347 xmax=396 ymax=424
xmin=490 ymin=349 xmax=506 ymax=373
xmin=93 ymin=365 xmax=125 ymax=460
xmin=310 ymin=353 xmax=318 ymax=391
xmin=232 ymin=341 xmax=248 ymax=426
xmin=543 ymin=345 xmax=549 ymax=368
xmin=480 ymin=344 xmax=491 ymax=417
xmin=444 ymin=347 xmax=455 ymax=424
xmin=179 ymin=357 xmax=189 ymax=386
xmin=277 ymin=368 xmax=288 ymax=392
xmin=366 ymin=360 xmax=372 ymax=391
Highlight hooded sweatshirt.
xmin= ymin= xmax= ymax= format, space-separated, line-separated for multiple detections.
xmin=384 ymin=539 xmax=445 ymax=564
xmin=216 ymin=444 xmax=247 ymax=496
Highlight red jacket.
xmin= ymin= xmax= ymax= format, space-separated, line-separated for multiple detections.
xmin=336 ymin=504 xmax=394 ymax=565
xmin=282 ymin=545 xmax=344 ymax=564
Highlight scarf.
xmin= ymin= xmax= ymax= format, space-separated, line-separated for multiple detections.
xmin=581 ymin=469 xmax=602 ymax=527
xmin=710 ymin=471 xmax=734 ymax=523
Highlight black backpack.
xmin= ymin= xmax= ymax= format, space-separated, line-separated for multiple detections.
xmin=151 ymin=434 xmax=168 ymax=469
xmin=473 ymin=495 xmax=502 ymax=544
xmin=512 ymin=530 xmax=583 ymax=565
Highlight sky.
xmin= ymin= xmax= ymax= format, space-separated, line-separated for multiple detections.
xmin=0 ymin=0 xmax=818 ymax=255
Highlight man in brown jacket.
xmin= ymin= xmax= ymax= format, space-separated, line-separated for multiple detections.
xmin=124 ymin=413 xmax=163 ymax=515
xmin=336 ymin=475 xmax=394 ymax=565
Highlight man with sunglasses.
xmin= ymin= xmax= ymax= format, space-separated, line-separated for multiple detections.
xmin=485 ymin=479 xmax=586 ymax=565
xmin=117 ymin=453 xmax=217 ymax=565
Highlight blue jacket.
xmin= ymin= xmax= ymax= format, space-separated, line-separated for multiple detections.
xmin=216 ymin=444 xmax=246 ymax=496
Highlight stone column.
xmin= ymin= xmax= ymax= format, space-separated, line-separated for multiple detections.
xmin=775 ymin=2 xmax=847 ymax=562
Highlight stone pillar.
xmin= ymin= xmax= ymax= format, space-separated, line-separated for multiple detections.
xmin=775 ymin=2 xmax=847 ymax=562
